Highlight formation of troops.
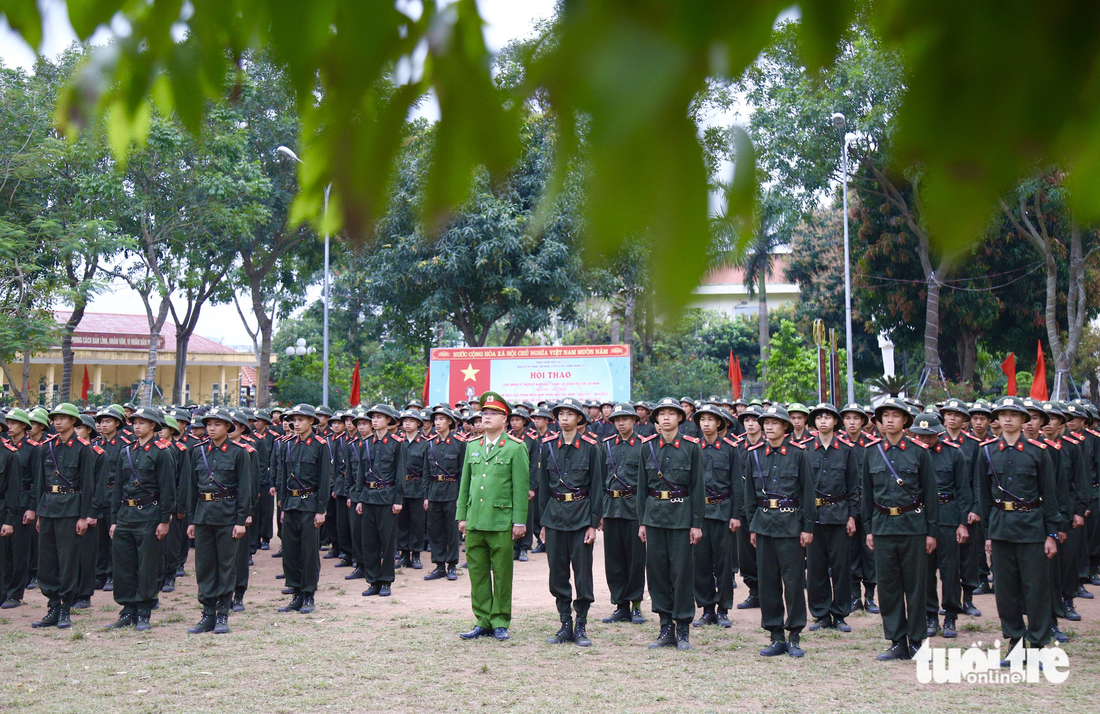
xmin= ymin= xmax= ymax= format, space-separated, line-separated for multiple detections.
xmin=0 ymin=389 xmax=1095 ymax=664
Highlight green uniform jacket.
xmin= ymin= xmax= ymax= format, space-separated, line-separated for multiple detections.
xmin=0 ymin=442 xmax=21 ymax=527
xmin=537 ymin=431 xmax=605 ymax=531
xmin=807 ymin=434 xmax=859 ymax=525
xmin=425 ymin=432 xmax=466 ymax=502
xmin=35 ymin=434 xmax=97 ymax=519
xmin=111 ymin=438 xmax=177 ymax=525
xmin=94 ymin=434 xmax=132 ymax=520
xmin=277 ymin=433 xmax=333 ymax=513
xmin=403 ymin=433 xmax=430 ymax=500
xmin=861 ymin=436 xmax=939 ymax=537
xmin=699 ymin=436 xmax=741 ymax=522
xmin=975 ymin=435 xmax=1059 ymax=542
xmin=354 ymin=432 xmax=404 ymax=506
xmin=10 ymin=437 xmax=40 ymax=513
xmin=187 ymin=439 xmax=252 ymax=527
xmin=457 ymin=433 xmax=529 ymax=531
xmin=636 ymin=433 xmax=705 ymax=530
xmin=601 ymin=432 xmax=654 ymax=520
xmin=743 ymin=440 xmax=816 ymax=537
xmin=238 ymin=439 xmax=261 ymax=516
xmin=249 ymin=431 xmax=273 ymax=490
xmin=928 ymin=440 xmax=972 ymax=528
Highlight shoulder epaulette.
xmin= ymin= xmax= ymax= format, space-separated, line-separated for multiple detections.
xmin=1027 ymin=438 xmax=1047 ymax=449
xmin=746 ymin=441 xmax=764 ymax=451
xmin=242 ymin=443 xmax=256 ymax=453
xmin=120 ymin=435 xmax=132 ymax=444
xmin=507 ymin=434 xmax=525 ymax=444
xmin=980 ymin=437 xmax=998 ymax=446
xmin=863 ymin=436 xmax=882 ymax=446
xmin=964 ymin=432 xmax=981 ymax=442
xmin=836 ymin=434 xmax=853 ymax=447
xmin=682 ymin=435 xmax=699 ymax=444
xmin=942 ymin=440 xmax=960 ymax=449
xmin=542 ymin=434 xmax=557 ymax=443
xmin=77 ymin=436 xmax=90 ymax=446
xmin=722 ymin=436 xmax=737 ymax=447
xmin=788 ymin=439 xmax=805 ymax=449
xmin=3 ymin=442 xmax=16 ymax=452
xmin=27 ymin=438 xmax=40 ymax=446
xmin=1064 ymin=434 xmax=1081 ymax=445
xmin=640 ymin=433 xmax=659 ymax=443
xmin=155 ymin=439 xmax=169 ymax=449
xmin=1087 ymin=428 xmax=1100 ymax=438
xmin=580 ymin=433 xmax=597 ymax=445
xmin=43 ymin=433 xmax=58 ymax=442
xmin=906 ymin=436 xmax=929 ymax=449
xmin=426 ymin=433 xmax=440 ymax=442
xmin=603 ymin=434 xmax=617 ymax=442
xmin=314 ymin=435 xmax=328 ymax=444
xmin=175 ymin=442 xmax=188 ymax=451
xmin=92 ymin=445 xmax=105 ymax=455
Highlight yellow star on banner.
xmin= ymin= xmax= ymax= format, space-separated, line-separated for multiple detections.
xmin=461 ymin=363 xmax=480 ymax=382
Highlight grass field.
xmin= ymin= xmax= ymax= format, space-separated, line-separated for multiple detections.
xmin=1 ymin=533 xmax=1096 ymax=713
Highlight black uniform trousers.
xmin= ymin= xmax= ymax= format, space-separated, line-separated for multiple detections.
xmin=164 ymin=516 xmax=187 ymax=578
xmin=1084 ymin=501 xmax=1099 ymax=578
xmin=808 ymin=523 xmax=851 ymax=620
xmin=849 ymin=516 xmax=876 ymax=597
xmin=38 ymin=516 xmax=81 ymax=606
xmin=756 ymin=534 xmax=807 ymax=636
xmin=321 ymin=495 xmax=338 ymax=547
xmin=112 ymin=522 xmax=164 ymax=612
xmin=1050 ymin=545 xmax=1067 ymax=620
xmin=926 ymin=525 xmax=962 ymax=616
xmin=360 ymin=504 xmax=397 ymax=585
xmin=282 ymin=510 xmax=321 ymax=595
xmin=975 ymin=521 xmax=992 ymax=584
xmin=194 ymin=524 xmax=236 ymax=612
xmin=397 ymin=496 xmax=426 ymax=555
xmin=991 ymin=540 xmax=1052 ymax=646
xmin=95 ymin=520 xmax=112 ymax=583
xmin=602 ymin=516 xmax=645 ymax=607
xmin=874 ymin=534 xmax=928 ymax=644
xmin=28 ymin=525 xmax=37 ymax=578
xmin=1061 ymin=528 xmax=1081 ymax=600
xmin=545 ymin=526 xmax=594 ymax=622
xmin=347 ymin=500 xmax=363 ymax=565
xmin=235 ymin=523 xmax=251 ymax=595
xmin=737 ymin=527 xmax=758 ymax=596
xmin=694 ymin=519 xmax=733 ymax=611
xmin=960 ymin=521 xmax=985 ymax=591
xmin=426 ymin=500 xmax=460 ymax=565
xmin=77 ymin=522 xmax=98 ymax=600
xmin=255 ymin=490 xmax=275 ymax=543
xmin=515 ymin=495 xmax=535 ymax=552
xmin=645 ymin=526 xmax=694 ymax=624
xmin=2 ymin=518 xmax=33 ymax=602
xmin=334 ymin=497 xmax=352 ymax=561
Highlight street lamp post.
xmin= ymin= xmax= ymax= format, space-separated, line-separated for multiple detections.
xmin=831 ymin=113 xmax=855 ymax=405
xmin=276 ymin=146 xmax=330 ymax=407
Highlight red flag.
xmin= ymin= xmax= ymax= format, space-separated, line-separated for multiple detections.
xmin=80 ymin=366 xmax=91 ymax=401
xmin=730 ymin=352 xmax=743 ymax=400
xmin=421 ymin=368 xmax=430 ymax=406
xmin=1001 ymin=353 xmax=1016 ymax=396
xmin=349 ymin=360 xmax=361 ymax=407
xmin=1031 ymin=342 xmax=1048 ymax=400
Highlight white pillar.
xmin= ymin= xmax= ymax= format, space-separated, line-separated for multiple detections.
xmin=94 ymin=366 xmax=103 ymax=395
xmin=878 ymin=332 xmax=896 ymax=377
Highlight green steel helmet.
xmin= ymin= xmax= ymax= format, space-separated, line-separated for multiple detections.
xmin=366 ymin=403 xmax=400 ymax=425
xmin=737 ymin=404 xmax=764 ymax=422
xmin=839 ymin=402 xmax=869 ymax=424
xmin=229 ymin=409 xmax=252 ymax=431
xmin=29 ymin=407 xmax=50 ymax=427
xmin=48 ymin=402 xmax=81 ymax=420
xmin=940 ymin=399 xmax=970 ymax=418
xmin=95 ymin=405 xmax=126 ymax=425
xmin=201 ymin=406 xmax=237 ymax=427
xmin=691 ymin=402 xmax=726 ymax=427
xmin=1041 ymin=401 xmax=1065 ymax=422
xmin=1021 ymin=397 xmax=1050 ymax=426
xmin=552 ymin=398 xmax=588 ymax=424
xmin=786 ymin=402 xmax=811 ymax=417
xmin=398 ymin=408 xmax=426 ymax=423
xmin=808 ymin=402 xmax=840 ymax=422
xmin=163 ymin=414 xmax=181 ymax=435
xmin=608 ymin=403 xmax=638 ymax=421
xmin=283 ymin=403 xmax=320 ymax=423
xmin=650 ymin=397 xmax=686 ymax=423
xmin=874 ymin=397 xmax=915 ymax=428
xmin=78 ymin=414 xmax=96 ymax=430
xmin=315 ymin=405 xmax=335 ymax=418
xmin=6 ymin=408 xmax=31 ymax=427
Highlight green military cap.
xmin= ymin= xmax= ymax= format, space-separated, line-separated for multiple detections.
xmin=809 ymin=402 xmax=840 ymax=422
xmin=733 ymin=398 xmax=748 ymax=407
xmin=940 ymin=399 xmax=970 ymax=418
xmin=875 ymin=397 xmax=915 ymax=427
xmin=787 ymin=402 xmax=811 ymax=416
xmin=992 ymin=396 xmax=1030 ymax=418
xmin=691 ymin=402 xmax=725 ymax=426
xmin=6 ymin=408 xmax=31 ymax=427
xmin=582 ymin=399 xmax=600 ymax=409
xmin=478 ymin=391 xmax=511 ymax=416
xmin=284 ymin=403 xmax=320 ymax=423
xmin=683 ymin=396 xmax=699 ymax=406
xmin=30 ymin=407 xmax=50 ymax=426
xmin=748 ymin=399 xmax=763 ymax=407
xmin=717 ymin=407 xmax=736 ymax=430
xmin=633 ymin=401 xmax=652 ymax=413
xmin=163 ymin=414 xmax=181 ymax=435
xmin=1021 ymin=397 xmax=1049 ymax=426
xmin=599 ymin=398 xmax=614 ymax=408
xmin=48 ymin=402 xmax=81 ymax=420
xmin=465 ymin=410 xmax=482 ymax=423
xmin=552 ymin=397 xmax=587 ymax=424
xmin=173 ymin=408 xmax=192 ymax=424
xmin=315 ymin=405 xmax=335 ymax=418
xmin=130 ymin=405 xmax=165 ymax=427
xmin=366 ymin=403 xmax=400 ymax=424
xmin=516 ymin=401 xmax=535 ymax=412
xmin=270 ymin=406 xmax=284 ymax=415
xmin=910 ymin=412 xmax=945 ymax=435
xmin=0 ymin=412 xmax=7 ymax=431
xmin=350 ymin=408 xmax=371 ymax=423
xmin=650 ymin=397 xmax=686 ymax=423
xmin=229 ymin=409 xmax=252 ymax=431
xmin=530 ymin=406 xmax=554 ymax=420
xmin=608 ymin=403 xmax=638 ymax=421
xmin=202 ymin=405 xmax=237 ymax=426
xmin=839 ymin=402 xmax=868 ymax=424
xmin=431 ymin=407 xmax=459 ymax=425
xmin=405 ymin=399 xmax=424 ymax=411
xmin=398 ymin=408 xmax=425 ymax=423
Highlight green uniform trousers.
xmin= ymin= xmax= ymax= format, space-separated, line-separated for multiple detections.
xmin=645 ymin=526 xmax=694 ymax=624
xmin=545 ymin=527 xmax=594 ymax=622
xmin=808 ymin=523 xmax=851 ymax=619
xmin=112 ymin=521 xmax=164 ymax=611
xmin=756 ymin=534 xmax=806 ymax=635
xmin=38 ymin=516 xmax=81 ymax=606
xmin=874 ymin=534 xmax=928 ymax=644
xmin=194 ymin=524 xmax=237 ymax=613
xmin=926 ymin=525 xmax=962 ymax=616
xmin=602 ymin=517 xmax=645 ymax=607
xmin=283 ymin=510 xmax=321 ymax=594
xmin=992 ymin=540 xmax=1051 ymax=646
xmin=694 ymin=519 xmax=733 ymax=611
xmin=360 ymin=504 xmax=396 ymax=585
xmin=465 ymin=528 xmax=515 ymax=629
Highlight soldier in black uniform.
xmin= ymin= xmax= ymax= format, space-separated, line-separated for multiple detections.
xmin=398 ymin=409 xmax=429 ymax=570
xmin=356 ymin=404 xmax=405 ymax=597
xmin=276 ymin=404 xmax=332 ymax=613
xmin=0 ymin=415 xmax=22 ymax=610
xmin=248 ymin=410 xmax=276 ymax=556
xmin=690 ymin=403 xmax=740 ymax=628
xmin=157 ymin=411 xmax=191 ymax=593
xmin=735 ymin=404 xmax=764 ymax=611
xmin=600 ymin=403 xmax=650 ymax=625
xmin=1030 ymin=400 xmax=1075 ymax=643
xmin=73 ymin=414 xmax=109 ymax=610
xmin=343 ymin=409 xmax=372 ymax=580
xmin=908 ymin=412 xmax=970 ymax=640
xmin=638 ymin=397 xmax=704 ymax=650
xmin=527 ymin=406 xmax=554 ymax=554
xmin=93 ymin=406 xmax=129 ymax=594
xmin=186 ymin=407 xmax=252 ymax=634
xmin=539 ymin=397 xmax=605 ymax=647
xmin=329 ymin=410 xmax=354 ymax=568
xmin=975 ymin=396 xmax=1060 ymax=654
xmin=744 ymin=405 xmax=816 ymax=658
xmin=938 ymin=399 xmax=983 ymax=617
xmin=862 ymin=398 xmax=939 ymax=661
xmin=106 ymin=407 xmax=175 ymax=631
xmin=227 ymin=410 xmax=259 ymax=611
xmin=679 ymin=398 xmax=701 ymax=440
xmin=806 ymin=403 xmax=859 ymax=634
xmin=634 ymin=402 xmax=656 ymax=438
xmin=506 ymin=408 xmax=538 ymax=562
xmin=2 ymin=409 xmax=39 ymax=609
xmin=840 ymin=403 xmax=878 ymax=614
xmin=424 ymin=408 xmax=466 ymax=581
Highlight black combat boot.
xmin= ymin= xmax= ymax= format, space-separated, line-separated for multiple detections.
xmin=574 ymin=620 xmax=591 ymax=647
xmin=56 ymin=605 xmax=72 ymax=629
xmin=32 ymin=605 xmax=61 ymax=628
xmin=547 ymin=619 xmax=574 ymax=644
xmin=213 ymin=612 xmax=229 ymax=634
xmin=676 ymin=622 xmax=692 ymax=650
xmin=135 ymin=610 xmax=152 ymax=632
xmin=106 ymin=610 xmax=137 ymax=630
xmin=300 ymin=595 xmax=316 ymax=614
xmin=602 ymin=605 xmax=632 ymax=623
xmin=279 ymin=593 xmax=305 ymax=611
xmin=648 ymin=622 xmax=677 ymax=649
xmin=188 ymin=608 xmax=216 ymax=634
xmin=787 ymin=633 xmax=804 ymax=658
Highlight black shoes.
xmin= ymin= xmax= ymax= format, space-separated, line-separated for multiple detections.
xmin=161 ymin=578 xmax=175 ymax=593
xmin=379 ymin=584 xmax=391 ymax=597
xmin=188 ymin=612 xmax=216 ymax=634
xmin=517 ymin=550 xmax=528 ymax=562
xmin=1076 ymin=584 xmax=1093 ymax=599
xmin=335 ymin=559 xmax=353 ymax=568
xmin=574 ymin=622 xmax=592 ymax=647
xmin=362 ymin=584 xmax=382 ymax=597
xmin=425 ymin=566 xmax=447 ymax=581
xmin=547 ymin=621 xmax=575 ymax=644
xmin=962 ymin=601 xmax=981 ymax=617
xmin=446 ymin=565 xmax=458 ymax=581
xmin=973 ymin=581 xmax=994 ymax=595
xmin=850 ymin=597 xmax=864 ymax=612
xmin=942 ymin=615 xmax=957 ymax=638
xmin=716 ymin=610 xmax=732 ymax=628
xmin=759 ymin=638 xmax=787 ymax=657
xmin=260 ymin=540 xmax=270 ymax=551
xmin=72 ymin=598 xmax=90 ymax=610
xmin=876 ymin=639 xmax=910 ymax=661
xmin=1090 ymin=573 xmax=1100 ymax=586
xmin=135 ymin=612 xmax=152 ymax=632
xmin=345 ymin=567 xmax=364 ymax=580
xmin=675 ymin=623 xmax=691 ymax=650
xmin=926 ymin=616 xmax=939 ymax=638
xmin=323 ymin=550 xmax=342 ymax=560
xmin=1051 ymin=625 xmax=1069 ymax=643
xmin=279 ymin=595 xmax=305 ymax=612
xmin=787 ymin=634 xmax=803 ymax=658
xmin=272 ymin=549 xmax=283 ymax=558
xmin=1064 ymin=600 xmax=1081 ymax=621
xmin=281 ymin=587 xmax=294 ymax=595
xmin=531 ymin=541 xmax=545 ymax=554
xmin=102 ymin=578 xmax=114 ymax=592
xmin=56 ymin=607 xmax=72 ymax=629
xmin=1 ymin=599 xmax=21 ymax=609
xmin=107 ymin=612 xmax=136 ymax=630
xmin=300 ymin=596 xmax=316 ymax=614
xmin=648 ymin=625 xmax=676 ymax=649
xmin=493 ymin=627 xmax=509 ymax=641
xmin=834 ymin=617 xmax=851 ymax=632
xmin=603 ymin=606 xmax=632 ymax=623
xmin=809 ymin=615 xmax=832 ymax=631
xmin=459 ymin=625 xmax=492 ymax=640
xmin=411 ymin=554 xmax=423 ymax=569
xmin=864 ymin=598 xmax=881 ymax=614
xmin=693 ymin=610 xmax=718 ymax=627
xmin=213 ymin=614 xmax=229 ymax=634
xmin=27 ymin=577 xmax=37 ymax=590
xmin=737 ymin=594 xmax=760 ymax=610
xmin=231 ymin=597 xmax=245 ymax=613
xmin=631 ymin=609 xmax=646 ymax=624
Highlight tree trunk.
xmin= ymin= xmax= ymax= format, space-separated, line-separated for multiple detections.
xmin=22 ymin=351 xmax=31 ymax=407
xmin=610 ymin=316 xmax=620 ymax=344
xmin=644 ymin=293 xmax=654 ymax=357
xmin=623 ymin=293 xmax=636 ymax=348
xmin=1060 ymin=220 xmax=1088 ymax=399
xmin=757 ymin=277 xmax=770 ymax=364
xmin=173 ymin=329 xmax=191 ymax=404
xmin=923 ymin=275 xmax=942 ymax=383
xmin=957 ymin=330 xmax=978 ymax=386
xmin=60 ymin=301 xmax=86 ymax=403
xmin=142 ymin=301 xmax=171 ymax=406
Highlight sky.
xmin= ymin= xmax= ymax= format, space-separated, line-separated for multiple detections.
xmin=0 ymin=0 xmax=560 ymax=349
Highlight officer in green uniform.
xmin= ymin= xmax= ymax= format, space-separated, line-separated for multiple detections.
xmin=186 ymin=407 xmax=252 ymax=634
xmin=862 ymin=397 xmax=940 ymax=661
xmin=32 ymin=403 xmax=97 ymax=630
xmin=975 ymin=396 xmax=1060 ymax=653
xmin=457 ymin=392 xmax=529 ymax=641
xmin=538 ymin=397 xmax=604 ymax=647
xmin=355 ymin=404 xmax=405 ymax=597
xmin=908 ymin=411 xmax=970 ymax=640
xmin=806 ymin=403 xmax=859 ymax=633
xmin=398 ymin=409 xmax=429 ymax=570
xmin=690 ymin=403 xmax=741 ymax=629
xmin=424 ymin=408 xmax=467 ymax=581
xmin=2 ymin=409 xmax=39 ymax=609
xmin=743 ymin=405 xmax=816 ymax=658
xmin=277 ymin=403 xmax=332 ymax=612
xmin=600 ymin=403 xmax=650 ymax=625
xmin=106 ymin=406 xmax=175 ymax=631
xmin=638 ymin=397 xmax=704 ymax=650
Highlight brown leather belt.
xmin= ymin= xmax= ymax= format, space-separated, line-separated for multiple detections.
xmin=757 ymin=497 xmax=799 ymax=509
xmin=993 ymin=499 xmax=1039 ymax=512
xmin=650 ymin=488 xmax=688 ymax=500
xmin=874 ymin=500 xmax=923 ymax=516
xmin=199 ymin=489 xmax=237 ymax=502
xmin=814 ymin=493 xmax=846 ymax=507
xmin=605 ymin=487 xmax=637 ymax=498
xmin=551 ymin=490 xmax=589 ymax=502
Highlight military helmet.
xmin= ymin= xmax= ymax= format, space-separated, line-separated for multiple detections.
xmin=991 ymin=396 xmax=1030 ymax=418
xmin=552 ymin=397 xmax=588 ymax=424
xmin=608 ymin=403 xmax=638 ymax=421
xmin=650 ymin=397 xmax=686 ymax=423
xmin=874 ymin=397 xmax=915 ymax=428
xmin=910 ymin=412 xmax=946 ymax=435
xmin=130 ymin=406 xmax=165 ymax=428
xmin=283 ymin=403 xmax=320 ymax=424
